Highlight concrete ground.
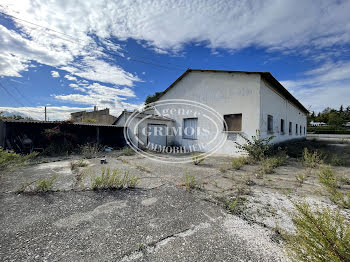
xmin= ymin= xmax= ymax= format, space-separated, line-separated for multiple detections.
xmin=0 ymin=186 xmax=285 ymax=261
xmin=1 ymin=140 xmax=350 ymax=261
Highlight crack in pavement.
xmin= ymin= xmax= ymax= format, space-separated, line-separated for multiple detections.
xmin=120 ymin=222 xmax=212 ymax=261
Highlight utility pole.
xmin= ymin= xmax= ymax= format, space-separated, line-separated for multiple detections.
xmin=45 ymin=106 xmax=47 ymax=121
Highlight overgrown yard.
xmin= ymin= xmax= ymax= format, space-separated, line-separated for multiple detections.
xmin=1 ymin=139 xmax=350 ymax=261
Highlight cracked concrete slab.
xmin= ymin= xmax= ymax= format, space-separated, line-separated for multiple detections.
xmin=0 ymin=186 xmax=286 ymax=261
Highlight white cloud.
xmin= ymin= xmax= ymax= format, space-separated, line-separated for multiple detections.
xmin=64 ymin=74 xmax=77 ymax=81
xmin=2 ymin=0 xmax=350 ymax=115
xmin=280 ymin=61 xmax=350 ymax=112
xmin=1 ymin=0 xmax=350 ymax=70
xmin=51 ymin=71 xmax=59 ymax=78
xmin=0 ymin=106 xmax=92 ymax=120
xmin=61 ymin=57 xmax=140 ymax=86
xmin=54 ymin=82 xmax=140 ymax=116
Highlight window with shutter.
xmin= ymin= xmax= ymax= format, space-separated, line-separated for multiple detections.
xmin=183 ymin=118 xmax=198 ymax=139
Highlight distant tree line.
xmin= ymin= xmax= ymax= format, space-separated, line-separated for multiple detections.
xmin=0 ymin=112 xmax=33 ymax=120
xmin=308 ymin=105 xmax=350 ymax=127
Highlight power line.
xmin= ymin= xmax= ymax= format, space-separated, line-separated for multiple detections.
xmin=0 ymin=81 xmax=41 ymax=115
xmin=0 ymin=10 xmax=186 ymax=71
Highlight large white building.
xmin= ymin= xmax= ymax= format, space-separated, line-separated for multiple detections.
xmin=115 ymin=69 xmax=308 ymax=156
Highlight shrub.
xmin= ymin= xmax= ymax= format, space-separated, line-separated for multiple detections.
xmin=42 ymin=125 xmax=76 ymax=155
xmin=70 ymin=159 xmax=88 ymax=171
xmin=36 ymin=175 xmax=57 ymax=192
xmin=119 ymin=146 xmax=135 ymax=156
xmin=191 ymin=152 xmax=205 ymax=165
xmin=284 ymin=201 xmax=350 ymax=262
xmin=80 ymin=143 xmax=101 ymax=159
xmin=91 ymin=167 xmax=139 ymax=190
xmin=0 ymin=147 xmax=37 ymax=174
xmin=318 ymin=166 xmax=350 ymax=209
xmin=303 ymin=148 xmax=323 ymax=168
xmin=258 ymin=155 xmax=287 ymax=175
xmin=235 ymin=130 xmax=275 ymax=160
xmin=231 ymin=157 xmax=252 ymax=170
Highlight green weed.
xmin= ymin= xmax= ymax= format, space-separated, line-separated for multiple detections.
xmin=70 ymin=159 xmax=88 ymax=171
xmin=235 ymin=130 xmax=275 ymax=160
xmin=295 ymin=173 xmax=306 ymax=186
xmin=0 ymin=147 xmax=37 ymax=174
xmin=191 ymin=152 xmax=205 ymax=165
xmin=303 ymin=148 xmax=323 ymax=168
xmin=36 ymin=175 xmax=57 ymax=192
xmin=91 ymin=167 xmax=139 ymax=190
xmin=231 ymin=156 xmax=252 ymax=170
xmin=318 ymin=166 xmax=350 ymax=209
xmin=258 ymin=155 xmax=287 ymax=175
xmin=184 ymin=173 xmax=200 ymax=190
xmin=119 ymin=146 xmax=135 ymax=156
xmin=284 ymin=201 xmax=350 ymax=262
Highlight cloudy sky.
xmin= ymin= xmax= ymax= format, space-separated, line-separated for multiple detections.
xmin=0 ymin=0 xmax=350 ymax=120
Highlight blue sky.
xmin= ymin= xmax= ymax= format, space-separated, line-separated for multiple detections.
xmin=1 ymin=0 xmax=350 ymax=120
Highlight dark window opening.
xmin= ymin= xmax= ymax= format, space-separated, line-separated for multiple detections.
xmin=296 ymin=124 xmax=298 ymax=135
xmin=289 ymin=122 xmax=292 ymax=135
xmin=224 ymin=114 xmax=242 ymax=132
xmin=267 ymin=115 xmax=273 ymax=133
xmin=281 ymin=119 xmax=285 ymax=134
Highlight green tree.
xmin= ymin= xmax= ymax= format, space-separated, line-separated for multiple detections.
xmin=328 ymin=112 xmax=345 ymax=128
xmin=145 ymin=92 xmax=162 ymax=105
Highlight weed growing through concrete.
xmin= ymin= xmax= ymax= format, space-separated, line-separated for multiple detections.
xmin=216 ymin=194 xmax=247 ymax=216
xmin=91 ymin=167 xmax=139 ymax=190
xmin=184 ymin=173 xmax=201 ymax=190
xmin=339 ymin=176 xmax=350 ymax=186
xmin=284 ymin=201 xmax=350 ymax=262
xmin=36 ymin=175 xmax=57 ymax=192
xmin=191 ymin=152 xmax=205 ymax=165
xmin=231 ymin=157 xmax=252 ymax=170
xmin=70 ymin=159 xmax=88 ymax=171
xmin=318 ymin=166 xmax=350 ymax=209
xmin=303 ymin=148 xmax=323 ymax=168
xmin=135 ymin=165 xmax=151 ymax=173
xmin=17 ymin=179 xmax=32 ymax=193
xmin=80 ymin=143 xmax=101 ymax=159
xmin=258 ymin=155 xmax=287 ymax=175
xmin=295 ymin=173 xmax=306 ymax=186
xmin=0 ymin=147 xmax=38 ymax=174
xmin=119 ymin=147 xmax=135 ymax=156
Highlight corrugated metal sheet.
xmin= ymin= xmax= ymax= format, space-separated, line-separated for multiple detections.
xmin=0 ymin=119 xmax=119 ymax=127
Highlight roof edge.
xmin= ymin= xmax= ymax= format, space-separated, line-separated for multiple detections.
xmin=154 ymin=69 xmax=308 ymax=114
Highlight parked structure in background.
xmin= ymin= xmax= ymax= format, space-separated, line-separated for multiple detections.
xmin=309 ymin=121 xmax=327 ymax=127
xmin=70 ymin=106 xmax=117 ymax=124
xmin=116 ymin=69 xmax=308 ymax=156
